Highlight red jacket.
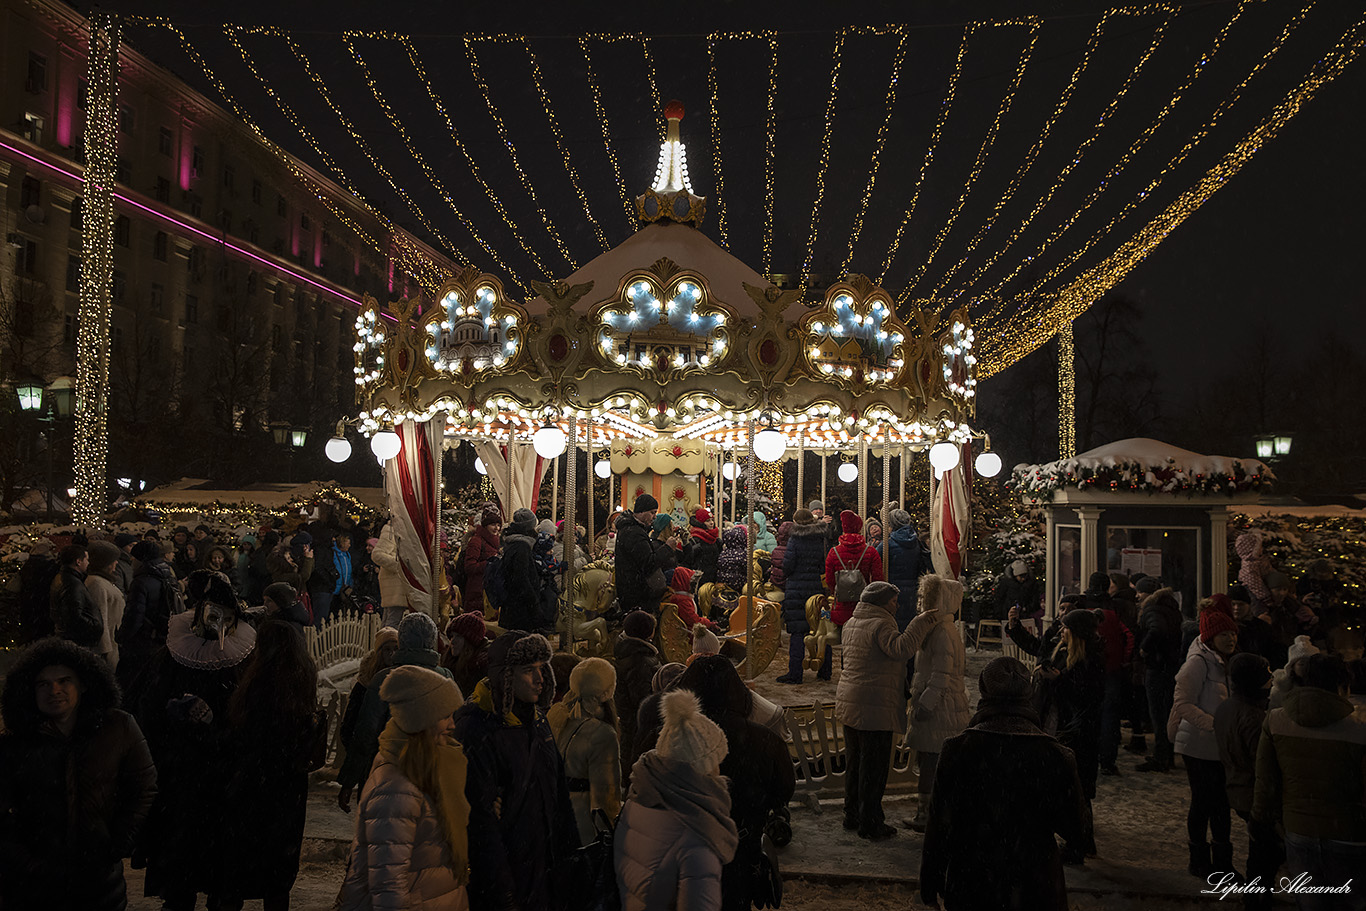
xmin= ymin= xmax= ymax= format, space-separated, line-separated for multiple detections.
xmin=665 ymin=590 xmax=718 ymax=632
xmin=824 ymin=534 xmax=884 ymax=626
xmin=1097 ymin=607 xmax=1134 ymax=672
xmin=462 ymin=525 xmax=500 ymax=611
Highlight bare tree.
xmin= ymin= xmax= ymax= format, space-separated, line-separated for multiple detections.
xmin=0 ymin=275 xmax=67 ymax=512
xmin=1074 ymin=295 xmax=1162 ymax=451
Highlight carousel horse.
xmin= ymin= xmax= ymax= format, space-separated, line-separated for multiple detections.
xmin=803 ymin=593 xmax=838 ymax=671
xmin=559 ymin=561 xmax=612 ymax=656
xmin=658 ymin=591 xmax=782 ymax=675
xmin=741 ymin=549 xmax=783 ymax=603
xmin=697 ymin=582 xmax=738 ymax=624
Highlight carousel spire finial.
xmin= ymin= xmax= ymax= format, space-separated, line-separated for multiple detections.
xmin=637 ymin=100 xmax=706 ymax=227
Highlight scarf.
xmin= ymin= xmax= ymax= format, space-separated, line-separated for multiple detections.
xmin=377 ymin=719 xmax=471 ymax=885
xmin=628 ymin=751 xmax=739 ymax=860
xmin=968 ymin=698 xmax=1043 ymax=732
xmin=690 ymin=526 xmax=719 ymax=545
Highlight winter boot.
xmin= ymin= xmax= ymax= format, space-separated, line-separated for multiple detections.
xmin=1188 ymin=842 xmax=1213 ymax=879
xmin=1212 ymin=842 xmax=1242 ymax=883
xmin=1124 ymin=734 xmax=1148 ymax=754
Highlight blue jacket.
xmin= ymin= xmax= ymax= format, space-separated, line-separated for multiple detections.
xmin=781 ymin=523 xmax=828 ymax=632
xmin=751 ymin=513 xmax=777 ymax=552
xmin=331 ymin=544 xmax=353 ymax=594
xmin=881 ymin=525 xmax=931 ymax=631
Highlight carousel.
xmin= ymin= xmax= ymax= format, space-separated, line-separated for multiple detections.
xmin=347 ymin=102 xmax=988 ymax=673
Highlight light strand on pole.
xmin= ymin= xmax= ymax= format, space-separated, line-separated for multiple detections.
xmin=562 ymin=416 xmax=577 ymax=651
xmin=799 ymin=28 xmax=846 ymax=287
xmin=705 ymin=34 xmax=729 ymax=248
xmin=762 ymin=30 xmax=778 ymax=275
xmin=795 ymin=435 xmax=805 ymax=509
xmin=579 ymin=36 xmax=637 ymax=233
xmin=857 ymin=436 xmax=868 ymax=521
xmin=901 ymin=18 xmax=1041 ymax=301
xmin=1058 ymin=321 xmax=1076 ymax=458
xmin=882 ymin=440 xmax=892 ymax=578
xmin=463 ymin=35 xmax=579 ymax=269
xmin=745 ymin=418 xmax=757 ymax=680
xmin=343 ymin=33 xmax=528 ymax=291
xmin=839 ymin=25 xmax=908 ymax=277
xmin=432 ymin=415 xmax=444 ymax=617
xmin=73 ymin=12 xmax=120 ymax=529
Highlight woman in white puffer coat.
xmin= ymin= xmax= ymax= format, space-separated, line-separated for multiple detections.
xmin=905 ymin=574 xmax=972 ymax=831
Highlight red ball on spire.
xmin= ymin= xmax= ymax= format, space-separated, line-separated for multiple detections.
xmin=664 ymin=99 xmax=685 ymax=121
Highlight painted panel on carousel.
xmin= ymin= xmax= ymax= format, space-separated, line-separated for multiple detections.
xmin=610 ymin=439 xmax=652 ymax=475
xmin=422 ymin=269 xmax=526 ymax=381
xmin=795 ymin=275 xmax=912 ymax=392
xmin=647 ymin=437 xmax=706 ymax=476
xmin=592 ymin=258 xmax=732 ymax=379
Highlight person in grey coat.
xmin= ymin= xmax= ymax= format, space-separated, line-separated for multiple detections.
xmin=833 ymin=581 xmax=940 ymax=839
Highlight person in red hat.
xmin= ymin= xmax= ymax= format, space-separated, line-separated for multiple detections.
xmin=824 ymin=510 xmax=885 ymax=629
xmin=665 ymin=566 xmax=719 ymax=632
xmin=1170 ymin=597 xmax=1238 ymax=879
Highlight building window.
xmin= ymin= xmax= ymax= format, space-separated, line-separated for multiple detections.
xmin=300 ymin=213 xmax=310 ymax=230
xmin=185 ymin=294 xmax=198 ymax=324
xmin=187 ymin=247 xmax=204 ymax=279
xmin=191 ymin=145 xmax=204 ymax=179
xmin=223 ymin=164 xmax=235 ymax=192
xmin=150 ymin=282 xmax=164 ymax=315
xmin=26 ymin=53 xmax=47 ymax=93
xmin=66 ymin=254 xmax=80 ymax=292
xmin=271 ymin=324 xmax=282 ymax=352
xmin=22 ymin=113 xmax=44 ymax=144
xmin=115 ymin=158 xmax=131 ymax=186
xmin=155 ymin=176 xmax=170 ymax=203
xmin=251 ymin=180 xmax=262 ymax=204
xmin=158 ymin=126 xmax=173 ymax=156
xmin=63 ymin=314 xmax=76 ymax=344
xmin=115 ymin=215 xmax=130 ymax=247
xmin=113 ymin=269 xmax=126 ymax=302
xmin=77 ymin=79 xmax=88 ymax=110
xmin=274 ymin=284 xmax=286 ymax=308
xmin=70 ymin=197 xmax=83 ymax=230
xmin=20 ymin=177 xmax=40 ymax=209
xmin=118 ymin=104 xmax=134 ymax=134
xmin=246 ymin=271 xmax=258 ymax=295
xmin=154 ymin=231 xmax=168 ymax=261
xmin=14 ymin=239 xmax=37 ymax=276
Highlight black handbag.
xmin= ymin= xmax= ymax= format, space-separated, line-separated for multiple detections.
xmin=557 ymin=808 xmax=620 ymax=911
xmin=752 ymin=831 xmax=783 ymax=909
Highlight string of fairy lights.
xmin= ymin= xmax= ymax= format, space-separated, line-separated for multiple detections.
xmin=798 ymin=27 xmax=847 ymax=286
xmin=1058 ymin=320 xmax=1076 ymax=459
xmin=705 ymin=35 xmax=729 ymax=248
xmin=579 ymin=35 xmax=638 ymax=233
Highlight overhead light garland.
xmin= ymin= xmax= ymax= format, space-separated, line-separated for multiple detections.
xmin=705 ymin=34 xmax=729 ymax=248
xmin=799 ymin=27 xmax=847 ymax=286
xmin=580 ymin=35 xmax=638 ymax=233
xmin=1058 ymin=320 xmax=1076 ymax=458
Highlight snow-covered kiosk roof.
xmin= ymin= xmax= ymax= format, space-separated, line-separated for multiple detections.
xmin=1012 ymin=439 xmax=1274 ymax=617
xmin=350 ymin=102 xmax=982 ymax=458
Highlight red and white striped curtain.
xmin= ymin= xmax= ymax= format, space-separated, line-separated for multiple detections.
xmin=930 ymin=443 xmax=973 ymax=579
xmin=384 ymin=418 xmax=442 ymax=615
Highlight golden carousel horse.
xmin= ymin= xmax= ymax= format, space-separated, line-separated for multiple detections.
xmin=802 ymin=593 xmax=839 ymax=671
xmin=562 ymin=560 xmax=613 ymax=657
xmin=659 ymin=584 xmax=782 ymax=675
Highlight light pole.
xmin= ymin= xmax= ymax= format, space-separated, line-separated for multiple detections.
xmin=16 ymin=377 xmax=76 ymax=522
xmin=272 ymin=422 xmax=310 ymax=483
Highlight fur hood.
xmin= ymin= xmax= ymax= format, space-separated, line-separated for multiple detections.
xmin=1 ymin=637 xmax=121 ymax=735
xmin=786 ymin=521 xmax=826 ymax=539
xmin=918 ymin=573 xmax=964 ymax=619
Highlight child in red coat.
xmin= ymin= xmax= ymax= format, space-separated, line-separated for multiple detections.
xmin=665 ymin=567 xmax=719 ymax=632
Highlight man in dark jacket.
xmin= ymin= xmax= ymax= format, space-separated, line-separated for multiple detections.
xmin=113 ymin=533 xmax=139 ymax=596
xmin=1137 ymin=587 xmax=1184 ymax=772
xmin=614 ymin=495 xmax=661 ymax=614
xmin=119 ymin=540 xmax=180 ymax=693
xmin=1215 ymin=652 xmax=1280 ymax=908
xmin=1230 ymin=584 xmax=1280 ymax=670
xmin=0 ymin=637 xmax=158 ymax=911
xmin=881 ymin=509 xmax=932 ymax=631
xmin=18 ymin=540 xmax=59 ymax=642
xmin=993 ymin=560 xmax=1042 ymax=623
xmin=498 ymin=508 xmax=547 ymax=632
xmin=780 ymin=508 xmax=831 ymax=683
xmin=614 ymin=610 xmax=661 ymax=783
xmin=454 ymin=630 xmax=579 ymax=911
xmin=50 ymin=544 xmax=103 ymax=649
xmin=305 ymin=529 xmax=340 ymax=627
xmin=921 ymin=657 xmax=1086 ymax=911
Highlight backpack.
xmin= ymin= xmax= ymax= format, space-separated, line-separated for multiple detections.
xmin=483 ymin=554 xmax=507 ymax=610
xmin=533 ymin=535 xmax=562 ymax=626
xmin=833 ymin=546 xmax=874 ymax=602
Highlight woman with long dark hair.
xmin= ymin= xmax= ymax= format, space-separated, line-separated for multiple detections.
xmin=220 ymin=619 xmax=325 ymax=910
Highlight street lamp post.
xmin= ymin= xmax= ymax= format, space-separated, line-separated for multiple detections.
xmin=16 ymin=377 xmax=76 ymax=523
xmin=272 ymin=422 xmax=310 ymax=483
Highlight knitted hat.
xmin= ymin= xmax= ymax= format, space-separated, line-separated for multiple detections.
xmin=1200 ymin=608 xmax=1238 ymax=644
xmin=114 ymin=533 xmax=138 ymax=548
xmin=633 ymin=494 xmax=659 ymax=513
xmin=888 ymin=508 xmax=912 ymax=532
xmin=1265 ymin=571 xmax=1291 ymax=590
xmin=978 ymin=656 xmax=1034 ymax=704
xmin=1135 ymin=576 xmax=1161 ymax=595
xmin=1062 ymin=607 xmax=1100 ymax=639
xmin=840 ymin=510 xmax=862 ymax=534
xmin=290 ymin=531 xmax=313 ymax=548
xmin=481 ymin=508 xmax=502 ymax=526
xmin=398 ymin=611 xmax=439 ymax=651
xmin=860 ymin=580 xmax=899 ymax=608
xmin=1009 ymin=560 xmax=1028 ymax=577
xmin=1206 ymin=593 xmax=1234 ymax=617
xmin=263 ymin=582 xmax=298 ymax=611
xmin=793 ymin=508 xmax=814 ymax=526
xmin=655 ymin=690 xmax=728 ymax=770
xmin=367 ymin=537 xmax=380 ymax=548
xmin=569 ymin=657 xmax=616 ymax=704
xmin=671 ymin=566 xmax=697 ymax=592
xmin=652 ymin=662 xmax=687 ymax=692
xmin=623 ymin=610 xmax=656 ymax=641
xmin=375 ymin=626 xmax=400 ymax=650
xmin=1287 ymin=634 xmax=1319 ymax=667
xmin=512 ymin=508 xmax=537 ymax=526
xmin=379 ymin=665 xmax=463 ymax=734
xmin=487 ymin=630 xmax=555 ymax=716
xmin=88 ymin=540 xmax=121 ymax=571
xmin=537 ymin=519 xmax=556 ymax=536
xmin=1228 ymin=584 xmax=1252 ymax=604
xmin=446 ymin=611 xmax=489 ymax=648
xmin=694 ymin=508 xmax=712 ymax=524
xmin=1227 ymin=652 xmax=1272 ymax=699
xmin=692 ymin=623 xmax=721 ymax=657
xmin=808 ymin=500 xmax=825 ymax=512
xmin=652 ymin=514 xmax=674 ymax=534
xmin=130 ymin=540 xmax=159 ymax=562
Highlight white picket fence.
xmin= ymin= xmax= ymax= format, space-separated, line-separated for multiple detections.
xmin=782 ymin=701 xmax=920 ymax=807
xmin=307 ymin=612 xmax=383 ymax=768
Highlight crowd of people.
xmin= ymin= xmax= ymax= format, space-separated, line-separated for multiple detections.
xmin=1 ymin=501 xmax=1363 ymax=911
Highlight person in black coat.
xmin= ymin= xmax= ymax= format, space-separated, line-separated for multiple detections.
xmin=1136 ymin=587 xmax=1184 ymax=772
xmin=0 ymin=637 xmax=158 ymax=911
xmin=651 ymin=514 xmax=681 ymax=578
xmin=453 ymin=631 xmax=579 ymax=911
xmin=614 ymin=611 xmax=661 ymax=784
xmin=637 ymin=655 xmax=796 ymax=911
xmin=779 ymin=509 xmax=830 ymax=683
xmin=614 ymin=495 xmax=661 ymax=613
xmin=1214 ymin=652 xmax=1281 ymax=908
xmin=921 ymin=657 xmax=1086 ymax=911
xmin=495 ymin=507 xmax=546 ymax=632
xmin=119 ymin=542 xmax=180 ymax=694
xmin=50 ymin=544 xmax=103 ymax=649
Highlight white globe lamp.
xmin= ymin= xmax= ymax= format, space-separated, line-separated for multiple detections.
xmin=325 ymin=435 xmax=352 ymax=463
xmin=370 ymin=430 xmax=401 ymax=461
xmin=929 ymin=441 xmax=961 ymax=473
xmin=837 ymin=462 xmax=858 ymax=483
xmin=594 ymin=459 xmax=611 ymax=479
xmin=474 ymin=457 xmax=487 ymax=476
xmin=752 ymin=428 xmax=786 ymax=462
xmin=532 ymin=424 xmax=567 ymax=459
xmin=974 ymin=450 xmax=1003 ymax=478
xmin=722 ymin=461 xmax=737 ymax=481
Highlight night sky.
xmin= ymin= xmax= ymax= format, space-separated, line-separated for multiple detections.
xmin=92 ymin=0 xmax=1366 ymax=398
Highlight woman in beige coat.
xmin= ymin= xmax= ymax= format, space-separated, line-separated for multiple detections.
xmin=337 ymin=665 xmax=470 ymax=911
xmin=547 ymin=657 xmax=623 ymax=844
xmin=834 ymin=581 xmax=940 ymax=839
xmin=906 ymin=574 xmax=972 ymax=831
